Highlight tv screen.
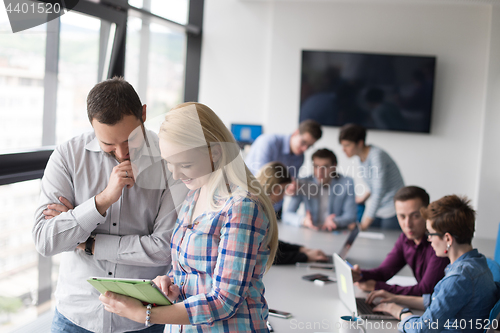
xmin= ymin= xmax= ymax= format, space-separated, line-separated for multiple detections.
xmin=299 ymin=50 xmax=436 ymax=133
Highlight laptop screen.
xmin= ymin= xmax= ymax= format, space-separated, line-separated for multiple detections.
xmin=338 ymin=224 xmax=360 ymax=259
xmin=334 ymin=253 xmax=358 ymax=317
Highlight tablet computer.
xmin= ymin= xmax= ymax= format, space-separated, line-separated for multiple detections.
xmin=87 ymin=277 xmax=173 ymax=306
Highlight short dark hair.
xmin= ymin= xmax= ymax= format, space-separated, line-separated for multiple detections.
xmin=338 ymin=123 xmax=366 ymax=144
xmin=421 ymin=195 xmax=475 ymax=245
xmin=394 ymin=186 xmax=430 ymax=207
xmin=87 ymin=77 xmax=142 ymax=125
xmin=256 ymin=162 xmax=292 ymax=197
xmin=299 ymin=119 xmax=322 ymax=140
xmin=312 ymin=148 xmax=337 ymax=166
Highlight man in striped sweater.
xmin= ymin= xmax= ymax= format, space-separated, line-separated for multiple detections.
xmin=339 ymin=123 xmax=404 ymax=230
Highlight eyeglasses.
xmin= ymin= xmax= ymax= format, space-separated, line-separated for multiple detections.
xmin=425 ymin=231 xmax=443 ymax=238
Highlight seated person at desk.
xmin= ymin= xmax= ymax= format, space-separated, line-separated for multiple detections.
xmin=339 ymin=123 xmax=404 ymax=230
xmin=257 ymin=161 xmax=328 ymax=265
xmin=352 ymin=186 xmax=449 ymax=295
xmin=282 ymin=148 xmax=357 ymax=231
xmin=366 ymin=195 xmax=499 ymax=333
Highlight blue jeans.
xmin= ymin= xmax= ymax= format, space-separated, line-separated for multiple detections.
xmin=371 ymin=215 xmax=400 ymax=230
xmin=51 ymin=308 xmax=165 ymax=333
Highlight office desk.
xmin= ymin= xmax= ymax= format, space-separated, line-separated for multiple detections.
xmin=263 ymin=224 xmax=407 ymax=333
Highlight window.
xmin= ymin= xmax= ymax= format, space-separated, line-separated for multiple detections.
xmin=0 ymin=8 xmax=46 ymax=153
xmin=129 ymin=0 xmax=189 ymax=25
xmin=0 ymin=179 xmax=61 ymax=331
xmin=125 ymin=11 xmax=187 ymax=121
xmin=56 ymin=11 xmax=110 ymax=144
xmin=0 ymin=0 xmax=202 ymax=330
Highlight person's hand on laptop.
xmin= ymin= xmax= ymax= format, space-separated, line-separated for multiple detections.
xmin=357 ymin=279 xmax=376 ymax=292
xmin=302 ymin=211 xmax=318 ymax=230
xmin=351 ymin=264 xmax=363 ymax=282
xmin=365 ymin=289 xmax=397 ymax=305
xmin=371 ymin=302 xmax=402 ymax=320
xmin=321 ymin=214 xmax=337 ymax=231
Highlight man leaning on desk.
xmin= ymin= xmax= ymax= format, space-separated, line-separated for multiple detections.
xmin=282 ymin=148 xmax=357 ymax=231
xmin=351 ymin=186 xmax=449 ymax=295
xmin=32 ymin=77 xmax=187 ymax=333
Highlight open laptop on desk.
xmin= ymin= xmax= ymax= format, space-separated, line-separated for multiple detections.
xmin=334 ymin=253 xmax=396 ymax=320
xmin=296 ymin=223 xmax=360 ymax=269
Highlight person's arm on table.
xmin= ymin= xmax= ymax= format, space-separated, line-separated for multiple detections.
xmin=357 ymin=235 xmax=407 ymax=291
xmin=371 ymin=251 xmax=448 ymax=296
xmin=275 ymin=241 xmax=308 ymax=264
xmin=322 ymin=214 xmax=338 ymax=231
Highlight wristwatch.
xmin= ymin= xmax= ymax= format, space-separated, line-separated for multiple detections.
xmin=85 ymin=235 xmax=95 ymax=255
xmin=399 ymin=307 xmax=413 ymax=320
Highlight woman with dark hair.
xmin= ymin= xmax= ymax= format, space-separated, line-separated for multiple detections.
xmin=365 ymin=195 xmax=499 ymax=333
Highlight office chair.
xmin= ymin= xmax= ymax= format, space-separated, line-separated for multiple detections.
xmin=485 ymin=297 xmax=500 ymax=333
xmin=495 ymin=222 xmax=500 ymax=265
xmin=487 ymin=258 xmax=500 ymax=284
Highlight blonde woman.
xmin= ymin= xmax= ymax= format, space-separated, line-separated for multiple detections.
xmin=257 ymin=161 xmax=328 ymax=265
xmin=100 ymin=103 xmax=278 ymax=332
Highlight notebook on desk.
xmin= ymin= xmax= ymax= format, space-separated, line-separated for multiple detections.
xmin=296 ymin=224 xmax=360 ymax=269
xmin=333 ymin=253 xmax=396 ymax=320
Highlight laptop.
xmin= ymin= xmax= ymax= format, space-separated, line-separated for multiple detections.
xmin=297 ymin=224 xmax=360 ymax=269
xmin=333 ymin=253 xmax=395 ymax=320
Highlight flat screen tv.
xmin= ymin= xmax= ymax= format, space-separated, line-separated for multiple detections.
xmin=299 ymin=50 xmax=436 ymax=133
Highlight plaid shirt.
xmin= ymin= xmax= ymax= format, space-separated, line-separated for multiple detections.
xmin=169 ymin=189 xmax=271 ymax=332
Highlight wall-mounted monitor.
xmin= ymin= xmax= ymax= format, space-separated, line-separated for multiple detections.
xmin=231 ymin=124 xmax=263 ymax=146
xmin=300 ymin=50 xmax=436 ymax=133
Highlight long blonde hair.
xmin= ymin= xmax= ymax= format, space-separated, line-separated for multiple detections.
xmin=158 ymin=102 xmax=278 ymax=271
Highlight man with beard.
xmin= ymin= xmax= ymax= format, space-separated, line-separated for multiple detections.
xmin=33 ymin=77 xmax=187 ymax=333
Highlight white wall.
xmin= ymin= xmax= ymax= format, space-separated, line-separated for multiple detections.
xmin=476 ymin=5 xmax=500 ymax=239
xmin=199 ymin=0 xmax=498 ymax=238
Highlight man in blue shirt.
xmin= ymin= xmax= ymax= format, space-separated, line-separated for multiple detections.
xmin=283 ymin=149 xmax=357 ymax=230
xmin=245 ymin=120 xmax=322 ymax=214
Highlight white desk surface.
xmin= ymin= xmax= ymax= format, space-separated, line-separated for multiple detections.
xmin=264 ymin=224 xmax=435 ymax=333
xmin=264 ymin=223 xmax=496 ymax=332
